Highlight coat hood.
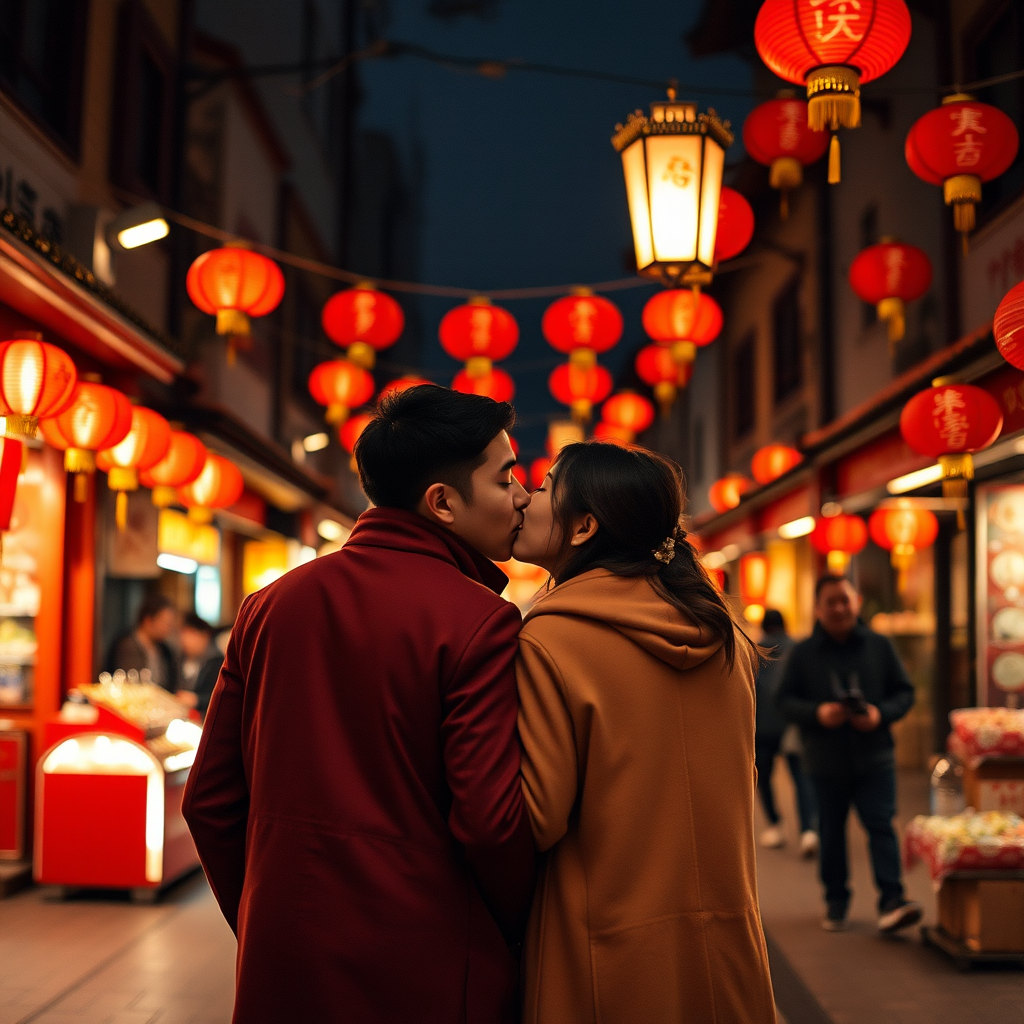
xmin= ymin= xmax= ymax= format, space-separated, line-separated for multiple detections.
xmin=523 ymin=568 xmax=725 ymax=672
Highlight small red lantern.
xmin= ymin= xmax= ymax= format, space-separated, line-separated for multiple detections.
xmin=709 ymin=474 xmax=753 ymax=513
xmin=178 ymin=453 xmax=244 ymax=523
xmin=743 ymin=96 xmax=830 ymax=217
xmin=641 ymin=290 xmax=723 ymax=369
xmin=322 ymin=284 xmax=404 ymax=369
xmin=994 ymin=280 xmax=1024 ymax=370
xmin=549 ymin=363 xmax=612 ymax=424
xmin=439 ymin=298 xmax=518 ymax=380
xmin=542 ymin=292 xmax=623 ymax=369
xmin=811 ymin=514 xmax=868 ymax=574
xmin=715 ymin=187 xmax=755 ymax=263
xmin=96 ymin=407 xmax=171 ymax=530
xmin=754 ymin=0 xmax=912 ymax=183
xmin=308 ymin=360 xmax=375 ymax=425
xmin=593 ymin=421 xmax=633 ymax=446
xmin=452 ymin=366 xmax=515 ymax=403
xmin=602 ymin=391 xmax=655 ymax=441
xmin=186 ymin=246 xmax=285 ymax=363
xmin=379 ymin=376 xmax=432 ymax=399
xmin=751 ymin=444 xmax=803 ymax=484
xmin=635 ymin=344 xmax=695 ymax=418
xmin=739 ymin=551 xmax=770 ymax=623
xmin=849 ymin=241 xmax=932 ymax=345
xmin=0 ymin=333 xmax=77 ymax=438
xmin=905 ymin=96 xmax=1019 ymax=239
xmin=530 ymin=457 xmax=552 ymax=490
xmin=869 ymin=505 xmax=939 ymax=590
xmin=900 ymin=383 xmax=1002 ymax=517
xmin=139 ymin=431 xmax=207 ymax=508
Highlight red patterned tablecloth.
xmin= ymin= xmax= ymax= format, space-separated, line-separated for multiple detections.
xmin=904 ymin=812 xmax=1024 ymax=883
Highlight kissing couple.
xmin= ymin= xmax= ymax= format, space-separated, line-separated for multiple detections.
xmin=183 ymin=385 xmax=777 ymax=1024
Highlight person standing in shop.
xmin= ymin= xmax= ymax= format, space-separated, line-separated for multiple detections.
xmin=175 ymin=613 xmax=224 ymax=717
xmin=105 ymin=592 xmax=178 ymax=691
xmin=777 ymin=575 xmax=920 ymax=934
xmin=755 ymin=609 xmax=818 ymax=857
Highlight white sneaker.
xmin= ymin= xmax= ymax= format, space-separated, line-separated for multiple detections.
xmin=760 ymin=826 xmax=785 ymax=848
xmin=800 ymin=830 xmax=819 ymax=858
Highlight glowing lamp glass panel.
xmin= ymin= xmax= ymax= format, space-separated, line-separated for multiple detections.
xmin=647 ymin=135 xmax=703 ymax=263
xmin=621 ymin=140 xmax=654 ymax=271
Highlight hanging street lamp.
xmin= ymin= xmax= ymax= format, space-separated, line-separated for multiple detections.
xmin=612 ymin=90 xmax=733 ymax=288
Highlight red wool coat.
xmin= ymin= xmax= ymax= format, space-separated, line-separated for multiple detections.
xmin=182 ymin=508 xmax=535 ymax=1024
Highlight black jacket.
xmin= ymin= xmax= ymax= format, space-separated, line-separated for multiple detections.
xmin=755 ymin=633 xmax=794 ymax=740
xmin=776 ymin=621 xmax=915 ymax=777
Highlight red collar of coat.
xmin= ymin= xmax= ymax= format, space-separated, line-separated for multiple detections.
xmin=346 ymin=506 xmax=510 ymax=596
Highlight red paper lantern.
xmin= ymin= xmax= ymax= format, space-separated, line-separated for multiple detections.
xmin=593 ymin=421 xmax=633 ymax=446
xmin=379 ymin=376 xmax=432 ymax=399
xmin=439 ymin=299 xmax=518 ymax=379
xmin=542 ymin=293 xmax=623 ymax=369
xmin=322 ymin=285 xmax=404 ymax=369
xmin=751 ymin=444 xmax=803 ymax=484
xmin=849 ymin=242 xmax=932 ymax=344
xmin=51 ymin=382 xmax=133 ymax=501
xmin=709 ymin=474 xmax=753 ymax=513
xmin=641 ymin=290 xmax=723 ymax=370
xmin=530 ymin=457 xmax=552 ymax=490
xmin=900 ymin=383 xmax=1002 ymax=509
xmin=451 ymin=366 xmax=515 ymax=403
xmin=0 ymin=435 xmax=21 ymax=535
xmin=868 ymin=505 xmax=938 ymax=588
xmin=95 ymin=407 xmax=171 ymax=529
xmin=602 ymin=391 xmax=655 ymax=440
xmin=739 ymin=551 xmax=770 ymax=622
xmin=549 ymin=363 xmax=612 ymax=424
xmin=178 ymin=453 xmax=244 ymax=522
xmin=905 ymin=96 xmax=1019 ymax=237
xmin=339 ymin=411 xmax=375 ymax=471
xmin=810 ymin=514 xmax=868 ymax=573
xmin=715 ymin=187 xmax=755 ymax=263
xmin=308 ymin=360 xmax=375 ymax=425
xmin=139 ymin=431 xmax=208 ymax=508
xmin=0 ymin=334 xmax=77 ymax=438
xmin=743 ymin=96 xmax=830 ymax=217
xmin=994 ymin=280 xmax=1024 ymax=371
xmin=635 ymin=344 xmax=695 ymax=417
xmin=754 ymin=0 xmax=911 ymax=183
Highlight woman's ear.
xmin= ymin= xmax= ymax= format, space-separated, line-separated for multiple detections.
xmin=568 ymin=513 xmax=599 ymax=547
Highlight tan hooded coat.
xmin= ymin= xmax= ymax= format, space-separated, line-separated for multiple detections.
xmin=517 ymin=569 xmax=776 ymax=1024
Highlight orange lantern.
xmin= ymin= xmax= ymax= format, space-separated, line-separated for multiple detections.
xmin=178 ymin=453 xmax=244 ymax=523
xmin=635 ymin=344 xmax=695 ymax=418
xmin=709 ymin=474 xmax=753 ymax=513
xmin=715 ymin=187 xmax=755 ymax=263
xmin=601 ymin=391 xmax=655 ymax=442
xmin=322 ymin=284 xmax=404 ymax=369
xmin=96 ymin=407 xmax=172 ymax=529
xmin=743 ymin=95 xmax=830 ymax=217
xmin=751 ymin=444 xmax=803 ymax=484
xmin=308 ymin=359 xmax=375 ymax=425
xmin=186 ymin=246 xmax=285 ymax=363
xmin=849 ymin=241 xmax=932 ymax=345
xmin=542 ymin=292 xmax=623 ymax=369
xmin=810 ymin=513 xmax=868 ymax=574
xmin=739 ymin=551 xmax=770 ymax=623
xmin=641 ymin=290 xmax=723 ymax=369
xmin=0 ymin=333 xmax=77 ymax=438
xmin=139 ymin=431 xmax=208 ymax=508
xmin=549 ymin=363 xmax=612 ymax=424
xmin=593 ymin=421 xmax=633 ymax=446
xmin=339 ymin=411 xmax=375 ymax=471
xmin=452 ymin=366 xmax=515 ymax=403
xmin=868 ymin=505 xmax=938 ymax=591
xmin=379 ymin=376 xmax=432 ymax=400
xmin=530 ymin=457 xmax=552 ymax=489
xmin=439 ymin=298 xmax=518 ymax=384
xmin=754 ymin=0 xmax=912 ymax=183
xmin=995 ymin=280 xmax=1024 ymax=370
xmin=50 ymin=382 xmax=133 ymax=501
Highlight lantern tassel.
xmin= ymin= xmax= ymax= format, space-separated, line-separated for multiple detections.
xmin=826 ymin=550 xmax=850 ymax=575
xmin=828 ymin=134 xmax=841 ymax=185
xmin=227 ymin=337 xmax=237 ymax=366
xmin=779 ymin=191 xmax=789 ymax=220
xmin=877 ymin=297 xmax=906 ymax=351
xmin=115 ymin=490 xmax=128 ymax=531
xmin=939 ymin=453 xmax=973 ymax=530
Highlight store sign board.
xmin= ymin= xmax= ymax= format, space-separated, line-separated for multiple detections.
xmin=836 ymin=428 xmax=930 ymax=497
xmin=961 ymin=194 xmax=1024 ymax=336
xmin=757 ymin=484 xmax=814 ymax=534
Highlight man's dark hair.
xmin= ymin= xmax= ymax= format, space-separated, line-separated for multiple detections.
xmin=182 ymin=612 xmax=214 ymax=634
xmin=815 ymin=574 xmax=855 ymax=600
xmin=136 ymin=592 xmax=174 ymax=626
xmin=761 ymin=608 xmax=785 ymax=633
xmin=355 ymin=385 xmax=515 ymax=510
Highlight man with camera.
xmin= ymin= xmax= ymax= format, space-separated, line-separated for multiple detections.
xmin=777 ymin=574 xmax=920 ymax=935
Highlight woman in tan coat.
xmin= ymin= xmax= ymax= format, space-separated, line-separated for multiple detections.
xmin=512 ymin=442 xmax=776 ymax=1024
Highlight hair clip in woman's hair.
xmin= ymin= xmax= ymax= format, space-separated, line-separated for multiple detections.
xmin=653 ymin=535 xmax=677 ymax=564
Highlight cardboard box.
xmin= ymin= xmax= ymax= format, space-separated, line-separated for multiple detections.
xmin=940 ymin=878 xmax=1024 ymax=952
xmin=963 ymin=759 xmax=1024 ymax=815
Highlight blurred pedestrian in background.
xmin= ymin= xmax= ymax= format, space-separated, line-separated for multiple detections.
xmin=176 ymin=613 xmax=224 ymax=717
xmin=777 ymin=575 xmax=920 ymax=935
xmin=105 ymin=592 xmax=178 ymax=691
xmin=755 ymin=609 xmax=817 ymax=856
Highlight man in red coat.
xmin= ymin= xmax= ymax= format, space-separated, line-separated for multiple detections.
xmin=183 ymin=386 xmax=535 ymax=1023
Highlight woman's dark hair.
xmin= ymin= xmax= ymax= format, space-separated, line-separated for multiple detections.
xmin=356 ymin=384 xmax=515 ymax=510
xmin=547 ymin=442 xmax=751 ymax=665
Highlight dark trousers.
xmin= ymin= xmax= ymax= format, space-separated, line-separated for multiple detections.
xmin=812 ymin=766 xmax=904 ymax=913
xmin=754 ymin=736 xmax=817 ymax=833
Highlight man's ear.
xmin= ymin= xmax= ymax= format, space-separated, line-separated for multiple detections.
xmin=568 ymin=513 xmax=599 ymax=548
xmin=420 ymin=482 xmax=456 ymax=525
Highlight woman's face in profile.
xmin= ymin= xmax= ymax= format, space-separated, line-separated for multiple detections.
xmin=512 ymin=472 xmax=564 ymax=571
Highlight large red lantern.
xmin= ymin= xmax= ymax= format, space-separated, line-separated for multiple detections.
xmin=0 ymin=334 xmax=77 ymax=439
xmin=868 ymin=505 xmax=938 ymax=590
xmin=139 ymin=431 xmax=207 ymax=508
xmin=739 ymin=551 xmax=770 ymax=623
xmin=322 ymin=284 xmax=404 ymax=369
xmin=602 ymin=391 xmax=655 ymax=439
xmin=715 ymin=187 xmax=755 ymax=263
xmin=751 ymin=444 xmax=802 ymax=484
xmin=96 ymin=407 xmax=171 ymax=529
xmin=542 ymin=293 xmax=623 ymax=369
xmin=186 ymin=246 xmax=285 ymax=363
xmin=905 ymin=96 xmax=1018 ymax=239
xmin=593 ymin=421 xmax=633 ymax=446
xmin=379 ymin=376 xmax=432 ymax=400
xmin=743 ymin=96 xmax=830 ymax=217
xmin=811 ymin=514 xmax=868 ymax=574
xmin=439 ymin=298 xmax=518 ymax=376
xmin=308 ymin=359 xmax=375 ymax=425
xmin=635 ymin=344 xmax=695 ymax=417
xmin=549 ymin=363 xmax=612 ymax=424
xmin=994 ymin=280 xmax=1024 ymax=371
xmin=451 ymin=366 xmax=515 ymax=403
xmin=178 ymin=453 xmax=244 ymax=522
xmin=709 ymin=474 xmax=753 ymax=513
xmin=641 ymin=290 xmax=723 ymax=370
xmin=754 ymin=0 xmax=912 ymax=183
xmin=848 ymin=241 xmax=932 ymax=345
xmin=900 ymin=383 xmax=1002 ymax=516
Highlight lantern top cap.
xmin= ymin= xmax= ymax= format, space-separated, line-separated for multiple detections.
xmin=942 ymin=92 xmax=975 ymax=105
xmin=612 ymin=101 xmax=733 ymax=153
